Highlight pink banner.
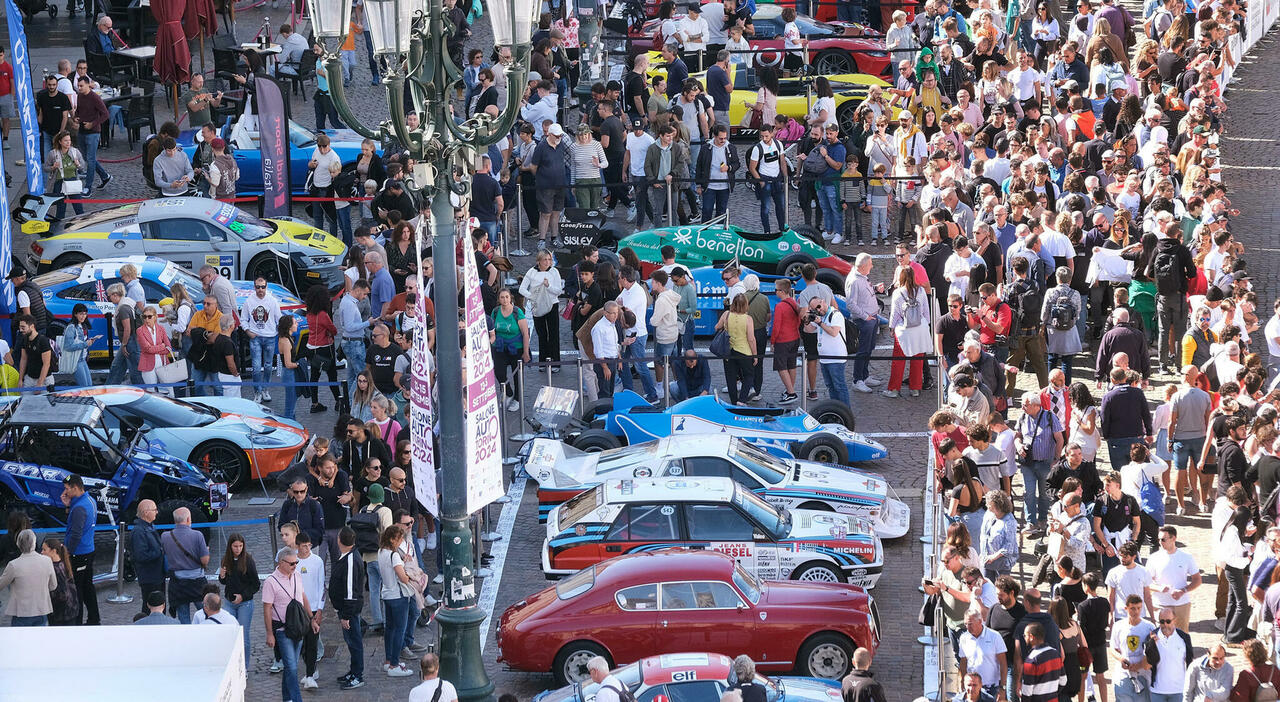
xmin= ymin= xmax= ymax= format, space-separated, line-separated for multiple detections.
xmin=462 ymin=233 xmax=505 ymax=514
xmin=410 ymin=264 xmax=438 ymax=517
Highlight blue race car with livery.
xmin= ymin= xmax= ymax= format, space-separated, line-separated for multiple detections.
xmin=572 ymin=391 xmax=887 ymax=465
xmin=0 ymin=394 xmax=219 ymax=527
xmin=33 ymin=256 xmax=308 ymax=359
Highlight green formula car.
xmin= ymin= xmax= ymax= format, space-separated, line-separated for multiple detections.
xmin=612 ymin=218 xmax=851 ymax=289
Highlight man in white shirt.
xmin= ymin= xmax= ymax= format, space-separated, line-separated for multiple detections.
xmin=240 ymin=277 xmax=283 ymax=403
xmin=193 ymin=592 xmax=239 ymax=625
xmin=275 ymin=24 xmax=310 ymax=76
xmin=1146 ymin=525 xmax=1201 ymax=631
xmin=1149 ymin=607 xmax=1191 ymax=701
xmin=1110 ymin=595 xmax=1156 ymax=699
xmin=944 ymin=237 xmax=980 ymax=300
xmin=811 ymin=297 xmax=849 ymax=404
xmin=294 ymin=531 xmax=326 ymax=690
xmin=623 ymin=120 xmax=656 ymax=223
xmin=588 ymin=655 xmax=623 ymax=702
xmin=1007 ymin=49 xmax=1044 ymax=105
xmin=309 ymin=134 xmax=343 ymax=235
xmin=956 ymin=610 xmax=1008 ymax=697
xmin=1105 ymin=541 xmax=1154 ymax=619
xmin=519 ymin=80 xmax=558 ymax=138
xmin=408 ymin=653 xmax=460 ymax=702
xmin=592 ymin=302 xmax=622 ymax=398
xmin=678 ymin=5 xmax=711 ymax=70
xmin=617 ymin=267 xmax=659 ymax=402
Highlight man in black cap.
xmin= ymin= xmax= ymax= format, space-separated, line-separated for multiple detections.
xmin=7 ymin=266 xmax=49 ymax=338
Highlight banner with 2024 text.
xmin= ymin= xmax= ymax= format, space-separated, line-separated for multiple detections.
xmin=462 ymin=232 xmax=504 ymax=514
xmin=410 ymin=265 xmax=439 ymax=518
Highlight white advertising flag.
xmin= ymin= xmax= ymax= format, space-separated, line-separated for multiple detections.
xmin=410 ymin=268 xmax=438 ymax=517
xmin=461 ymin=233 xmax=505 ymax=513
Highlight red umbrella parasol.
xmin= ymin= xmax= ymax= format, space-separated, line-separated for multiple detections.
xmin=151 ymin=0 xmax=192 ymax=86
xmin=183 ymin=0 xmax=218 ymax=40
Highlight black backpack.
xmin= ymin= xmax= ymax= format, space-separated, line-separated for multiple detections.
xmin=1152 ymin=247 xmax=1183 ymax=295
xmin=348 ymin=506 xmax=385 ymax=555
xmin=1049 ymin=293 xmax=1076 ymax=331
xmin=603 ymin=683 xmax=638 ymax=702
xmin=1007 ymin=279 xmax=1043 ymax=334
xmin=271 ymin=575 xmax=311 ymax=640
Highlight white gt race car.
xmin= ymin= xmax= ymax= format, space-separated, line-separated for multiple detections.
xmin=527 ymin=435 xmax=910 ymax=539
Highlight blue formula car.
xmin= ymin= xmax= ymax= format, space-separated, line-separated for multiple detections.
xmin=34 ymin=256 xmax=308 ymax=359
xmin=571 ymin=390 xmax=887 ymax=465
xmin=0 ymin=394 xmax=218 ymax=527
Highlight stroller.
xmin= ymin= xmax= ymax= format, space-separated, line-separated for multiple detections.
xmin=17 ymin=0 xmax=58 ymax=20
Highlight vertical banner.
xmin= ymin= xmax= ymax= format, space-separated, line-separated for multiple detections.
xmin=462 ymin=231 xmax=504 ymax=514
xmin=255 ymin=77 xmax=291 ymax=217
xmin=410 ymin=260 xmax=439 ymax=517
xmin=5 ymin=0 xmax=43 ymax=197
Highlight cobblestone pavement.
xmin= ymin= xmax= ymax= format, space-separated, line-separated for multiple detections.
xmin=4 ymin=6 xmax=1280 ymax=702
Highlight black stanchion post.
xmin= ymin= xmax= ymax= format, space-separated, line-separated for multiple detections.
xmin=106 ymin=521 xmax=133 ymax=604
xmin=268 ymin=513 xmax=279 ymax=557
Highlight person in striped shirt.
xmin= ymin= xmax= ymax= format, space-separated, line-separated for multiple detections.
xmin=1019 ymin=622 xmax=1066 ymax=702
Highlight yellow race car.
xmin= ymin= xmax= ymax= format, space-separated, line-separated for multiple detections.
xmin=647 ymin=56 xmax=900 ymax=136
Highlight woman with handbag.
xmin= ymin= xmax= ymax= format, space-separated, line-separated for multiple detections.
xmin=44 ymin=130 xmax=85 ymax=220
xmin=519 ymin=250 xmax=564 ymax=371
xmin=376 ymin=525 xmax=416 ymax=678
xmin=277 ymin=316 xmax=302 ymax=420
xmin=741 ymin=68 xmax=779 ymax=129
xmin=1049 ymin=596 xmax=1086 ymax=702
xmin=137 ymin=306 xmax=175 ymax=396
xmin=304 ymin=286 xmax=341 ymax=413
xmin=59 ymin=304 xmax=98 ymax=387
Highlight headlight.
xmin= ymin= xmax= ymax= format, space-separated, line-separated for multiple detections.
xmin=864 ymin=50 xmax=888 ymax=57
xmin=309 ymin=255 xmax=336 ymax=266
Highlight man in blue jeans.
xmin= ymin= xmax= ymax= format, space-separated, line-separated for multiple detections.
xmin=814 ymin=125 xmax=846 ymax=242
xmin=813 ymin=297 xmax=850 ymax=404
xmin=616 ymin=268 xmax=659 ymax=403
xmin=747 ymin=123 xmax=789 ymax=232
xmin=338 ymin=281 xmax=372 ymax=396
xmin=240 ymin=277 xmax=282 ymax=403
xmin=1013 ymin=394 xmax=1064 ymax=537
xmin=105 ymin=283 xmax=143 ymax=385
xmin=846 ymin=254 xmax=883 ymax=394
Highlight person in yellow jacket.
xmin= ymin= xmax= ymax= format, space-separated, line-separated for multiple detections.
xmin=188 ymin=292 xmax=224 ymax=340
xmin=1181 ymin=305 xmax=1218 ymax=369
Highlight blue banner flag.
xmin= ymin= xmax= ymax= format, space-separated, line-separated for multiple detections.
xmin=6 ymin=0 xmax=45 ymax=196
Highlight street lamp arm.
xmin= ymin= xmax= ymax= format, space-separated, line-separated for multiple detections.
xmin=323 ymin=55 xmax=384 ymax=140
xmin=386 ymin=75 xmax=425 ymax=157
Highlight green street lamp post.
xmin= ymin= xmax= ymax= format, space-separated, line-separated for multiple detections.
xmin=307 ymin=0 xmax=536 ymax=698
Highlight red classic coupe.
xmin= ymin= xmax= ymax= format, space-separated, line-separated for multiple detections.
xmin=497 ymin=550 xmax=880 ymax=686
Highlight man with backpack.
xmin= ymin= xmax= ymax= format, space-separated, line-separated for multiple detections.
xmin=1147 ymin=211 xmax=1197 ymax=375
xmin=588 ymin=656 xmax=627 ymax=702
xmin=353 ymin=483 xmax=393 ymax=633
xmin=1040 ymin=267 xmax=1084 ymax=383
xmin=263 ymin=547 xmax=314 ymax=702
xmin=1003 ymin=257 xmax=1049 ymax=393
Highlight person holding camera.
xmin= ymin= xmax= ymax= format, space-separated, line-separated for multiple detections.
xmin=807 ymin=296 xmax=850 ymax=405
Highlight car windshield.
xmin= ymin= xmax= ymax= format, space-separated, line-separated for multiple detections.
xmin=796 ymin=15 xmax=841 ymax=37
xmin=226 ymin=209 xmax=276 ymax=241
xmin=288 ymin=121 xmax=318 ymax=148
xmin=732 ymin=485 xmax=789 ymax=539
xmin=733 ymin=563 xmax=762 ymax=604
xmin=594 ymin=442 xmax=662 ymax=476
xmin=117 ymin=394 xmax=219 ymax=428
xmin=559 ymin=485 xmax=605 ymax=527
xmin=729 ymin=439 xmax=789 ymax=485
xmin=555 ymin=566 xmax=596 ymax=600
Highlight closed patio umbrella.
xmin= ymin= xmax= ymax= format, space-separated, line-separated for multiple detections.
xmin=151 ymin=0 xmax=191 ymax=118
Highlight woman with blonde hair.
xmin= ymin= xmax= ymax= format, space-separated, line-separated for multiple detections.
xmin=1084 ymin=17 xmax=1128 ymax=71
xmin=715 ymin=293 xmax=757 ymax=405
xmin=883 ymin=265 xmax=930 ymax=398
xmin=136 ymin=305 xmax=175 ymax=395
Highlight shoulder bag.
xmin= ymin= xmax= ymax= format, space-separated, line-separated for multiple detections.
xmin=155 ymin=350 xmax=189 ymax=385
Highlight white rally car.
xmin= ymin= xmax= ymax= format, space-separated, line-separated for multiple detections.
xmin=542 ymin=477 xmax=884 ymax=588
xmin=527 ymin=435 xmax=910 ymax=539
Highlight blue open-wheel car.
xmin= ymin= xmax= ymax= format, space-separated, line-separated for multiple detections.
xmin=570 ymin=390 xmax=887 ymax=465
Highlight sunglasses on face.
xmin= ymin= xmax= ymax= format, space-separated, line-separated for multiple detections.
xmin=283 ymin=560 xmax=299 ymax=566
xmin=255 ymin=285 xmax=267 ymax=289
xmin=290 ymin=488 xmax=307 ymax=495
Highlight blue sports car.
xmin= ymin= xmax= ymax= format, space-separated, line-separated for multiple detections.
xmin=179 ymin=108 xmax=374 ymax=194
xmin=33 ymin=256 xmax=308 ymax=358
xmin=573 ymin=390 xmax=888 ymax=465
xmin=0 ymin=387 xmax=309 ymax=492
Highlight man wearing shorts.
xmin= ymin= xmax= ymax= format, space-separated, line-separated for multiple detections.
xmin=794 ymin=264 xmax=833 ymax=400
xmin=771 ymin=278 xmax=802 ymax=404
xmin=530 ymin=122 xmax=570 ymax=249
